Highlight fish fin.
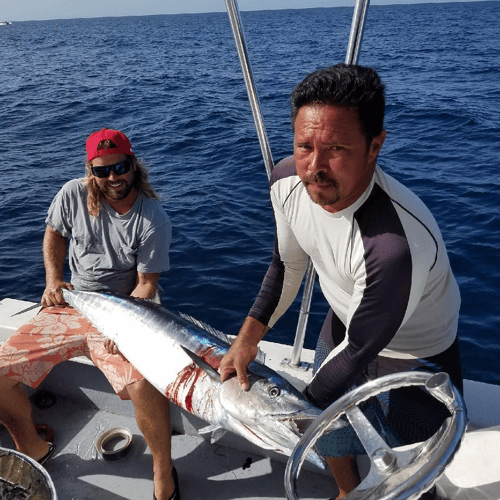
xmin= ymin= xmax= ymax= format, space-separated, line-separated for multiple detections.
xmin=178 ymin=312 xmax=266 ymax=364
xmin=179 ymin=345 xmax=221 ymax=382
xmin=10 ymin=302 xmax=42 ymax=317
xmin=198 ymin=425 xmax=227 ymax=443
xmin=198 ymin=424 xmax=221 ymax=434
xmin=179 ymin=313 xmax=233 ymax=344
xmin=210 ymin=428 xmax=227 ymax=443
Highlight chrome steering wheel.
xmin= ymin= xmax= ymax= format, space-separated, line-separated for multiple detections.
xmin=284 ymin=372 xmax=467 ymax=500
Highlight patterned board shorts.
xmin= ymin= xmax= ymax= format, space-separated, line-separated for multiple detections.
xmin=0 ymin=306 xmax=145 ymax=400
xmin=313 ymin=337 xmax=463 ymax=457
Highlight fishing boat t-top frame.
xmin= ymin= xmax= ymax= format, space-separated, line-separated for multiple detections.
xmin=284 ymin=372 xmax=467 ymax=500
xmin=223 ymin=0 xmax=372 ymax=368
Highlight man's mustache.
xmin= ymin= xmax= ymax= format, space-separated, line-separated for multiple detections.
xmin=303 ymin=171 xmax=338 ymax=187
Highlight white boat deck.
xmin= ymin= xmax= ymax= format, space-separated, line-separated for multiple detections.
xmin=1 ymin=392 xmax=339 ymax=500
xmin=1 ymin=297 xmax=500 ymax=500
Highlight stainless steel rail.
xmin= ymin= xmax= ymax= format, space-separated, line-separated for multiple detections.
xmin=346 ymin=0 xmax=371 ymax=65
xmin=224 ymin=0 xmax=371 ymax=366
xmin=224 ymin=0 xmax=275 ymax=179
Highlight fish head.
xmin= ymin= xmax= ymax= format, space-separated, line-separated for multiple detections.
xmin=219 ymin=372 xmax=325 ymax=469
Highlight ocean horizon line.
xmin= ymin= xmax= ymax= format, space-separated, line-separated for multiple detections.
xmin=3 ymin=0 xmax=494 ymax=24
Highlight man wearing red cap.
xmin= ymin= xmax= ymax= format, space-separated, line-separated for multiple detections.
xmin=0 ymin=129 xmax=179 ymax=500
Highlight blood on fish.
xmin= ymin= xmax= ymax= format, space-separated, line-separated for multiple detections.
xmin=196 ymin=345 xmax=222 ymax=370
xmin=166 ymin=363 xmax=204 ymax=413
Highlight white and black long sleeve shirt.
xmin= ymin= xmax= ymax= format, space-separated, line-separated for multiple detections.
xmin=249 ymin=156 xmax=460 ymax=404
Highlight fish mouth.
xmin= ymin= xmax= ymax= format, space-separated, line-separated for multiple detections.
xmin=271 ymin=408 xmax=324 ymax=436
xmin=289 ymin=416 xmax=318 ymax=436
xmin=270 ymin=416 xmax=316 ymax=436
xmin=273 ymin=406 xmax=351 ymax=435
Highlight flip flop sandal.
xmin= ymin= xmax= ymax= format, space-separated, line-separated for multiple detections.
xmin=38 ymin=442 xmax=56 ymax=466
xmin=153 ymin=466 xmax=180 ymax=500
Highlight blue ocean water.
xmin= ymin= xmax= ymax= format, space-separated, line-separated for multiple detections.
xmin=0 ymin=2 xmax=499 ymax=385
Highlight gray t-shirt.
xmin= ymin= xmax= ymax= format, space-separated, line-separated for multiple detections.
xmin=46 ymin=178 xmax=171 ymax=295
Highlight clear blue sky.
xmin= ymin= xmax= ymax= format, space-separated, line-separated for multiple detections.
xmin=2 ymin=0 xmax=481 ymax=22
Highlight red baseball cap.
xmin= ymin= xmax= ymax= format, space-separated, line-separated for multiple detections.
xmin=86 ymin=128 xmax=134 ymax=162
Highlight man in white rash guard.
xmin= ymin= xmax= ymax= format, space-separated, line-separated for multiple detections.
xmin=219 ymin=64 xmax=462 ymax=500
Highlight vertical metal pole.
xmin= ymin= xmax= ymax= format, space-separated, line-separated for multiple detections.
xmin=289 ymin=260 xmax=316 ymax=366
xmin=345 ymin=0 xmax=371 ymax=64
xmin=289 ymin=0 xmax=371 ymax=367
xmin=224 ymin=0 xmax=275 ymax=179
xmin=224 ymin=0 xmax=309 ymax=366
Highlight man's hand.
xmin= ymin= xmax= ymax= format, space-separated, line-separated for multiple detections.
xmin=104 ymin=339 xmax=121 ymax=355
xmin=42 ymin=225 xmax=70 ymax=307
xmin=219 ymin=316 xmax=270 ymax=391
xmin=41 ymin=281 xmax=73 ymax=307
xmin=219 ymin=339 xmax=259 ymax=391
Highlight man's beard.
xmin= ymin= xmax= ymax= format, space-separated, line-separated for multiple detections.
xmin=302 ymin=171 xmax=341 ymax=206
xmin=101 ymin=179 xmax=134 ymax=201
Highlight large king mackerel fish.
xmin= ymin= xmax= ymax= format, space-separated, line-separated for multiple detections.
xmin=62 ymin=289 xmax=325 ymax=468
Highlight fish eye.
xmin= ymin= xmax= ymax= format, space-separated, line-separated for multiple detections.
xmin=268 ymin=386 xmax=281 ymax=398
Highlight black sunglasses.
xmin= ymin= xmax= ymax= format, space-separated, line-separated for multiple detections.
xmin=90 ymin=159 xmax=132 ymax=178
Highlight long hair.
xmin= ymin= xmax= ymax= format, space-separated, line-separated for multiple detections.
xmin=84 ymin=140 xmax=160 ymax=217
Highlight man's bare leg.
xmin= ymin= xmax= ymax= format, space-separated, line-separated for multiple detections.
xmin=0 ymin=376 xmax=49 ymax=460
xmin=326 ymin=455 xmax=360 ymax=499
xmin=127 ymin=380 xmax=175 ymax=500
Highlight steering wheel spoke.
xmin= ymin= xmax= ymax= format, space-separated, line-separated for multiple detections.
xmin=346 ymin=405 xmax=396 ymax=467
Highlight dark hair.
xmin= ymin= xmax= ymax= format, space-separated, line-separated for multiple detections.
xmin=290 ymin=63 xmax=385 ymax=143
